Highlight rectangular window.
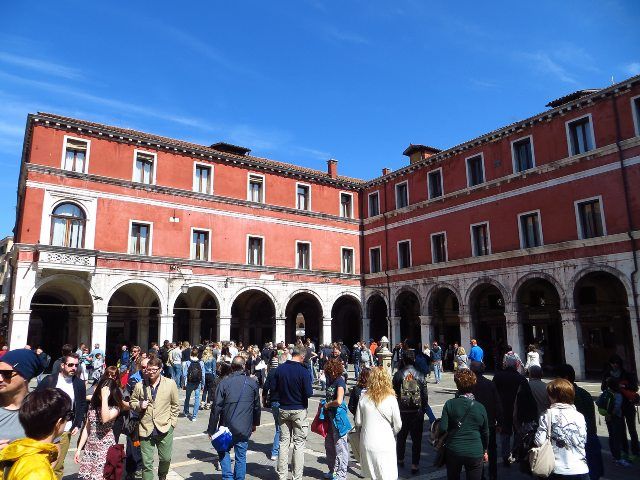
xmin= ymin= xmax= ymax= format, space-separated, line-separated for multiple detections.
xmin=466 ymin=154 xmax=485 ymax=187
xmin=194 ymin=164 xmax=212 ymax=194
xmin=395 ymin=182 xmax=409 ymax=209
xmin=567 ymin=116 xmax=595 ymax=156
xmin=248 ymin=174 xmax=264 ymax=203
xmin=397 ymin=240 xmax=411 ymax=269
xmin=431 ymin=233 xmax=447 ymax=263
xmin=471 ymin=223 xmax=490 ymax=257
xmin=296 ymin=242 xmax=311 ymax=270
xmin=428 ymin=169 xmax=443 ymax=199
xmin=576 ymin=198 xmax=605 ymax=239
xmin=247 ymin=236 xmax=263 ymax=265
xmin=296 ymin=184 xmax=310 ymax=210
xmin=340 ymin=192 xmax=353 ymax=218
xmin=130 ymin=222 xmax=151 ymax=255
xmin=134 ymin=151 xmax=155 ymax=184
xmin=192 ymin=229 xmax=210 ymax=261
xmin=369 ymin=247 xmax=381 ymax=273
xmin=341 ymin=248 xmax=354 ymax=274
xmin=632 ymin=96 xmax=640 ymax=136
xmin=512 ymin=137 xmax=534 ymax=173
xmin=519 ymin=212 xmax=543 ymax=248
xmin=368 ymin=192 xmax=380 ymax=217
xmin=63 ymin=137 xmax=88 ymax=173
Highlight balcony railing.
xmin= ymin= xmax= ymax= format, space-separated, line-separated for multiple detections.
xmin=36 ymin=247 xmax=96 ymax=273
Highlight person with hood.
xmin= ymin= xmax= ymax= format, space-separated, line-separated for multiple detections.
xmin=0 ymin=388 xmax=72 ymax=480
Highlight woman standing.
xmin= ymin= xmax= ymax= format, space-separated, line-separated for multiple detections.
xmin=455 ymin=347 xmax=469 ymax=371
xmin=524 ymin=344 xmax=541 ymax=373
xmin=75 ymin=377 xmax=125 ymax=480
xmin=355 ymin=367 xmax=402 ymax=479
xmin=201 ymin=347 xmax=216 ymax=410
xmin=440 ymin=369 xmax=489 ymax=480
xmin=348 ymin=368 xmax=370 ymax=416
xmin=324 ymin=358 xmax=350 ymax=480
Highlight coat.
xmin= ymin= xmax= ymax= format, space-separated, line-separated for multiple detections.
xmin=129 ymin=376 xmax=180 ymax=437
xmin=472 ymin=373 xmax=502 ymax=428
xmin=208 ymin=371 xmax=261 ymax=442
xmin=0 ymin=438 xmax=58 ymax=480
xmin=492 ymin=367 xmax=527 ymax=432
xmin=36 ymin=374 xmax=87 ymax=432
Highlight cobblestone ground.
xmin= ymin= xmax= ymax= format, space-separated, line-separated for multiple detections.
xmin=52 ymin=370 xmax=639 ymax=480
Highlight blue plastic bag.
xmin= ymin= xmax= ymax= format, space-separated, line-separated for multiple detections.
xmin=211 ymin=426 xmax=233 ymax=453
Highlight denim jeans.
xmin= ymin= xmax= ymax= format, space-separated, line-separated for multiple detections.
xmin=500 ymin=433 xmax=512 ymax=460
xmin=354 ymin=361 xmax=361 ymax=383
xmin=433 ymin=361 xmax=442 ymax=383
xmin=184 ymin=382 xmax=201 ymax=419
xmin=172 ymin=364 xmax=182 ymax=387
xmin=306 ymin=362 xmax=314 ymax=383
xmin=220 ymin=440 xmax=248 ymax=480
xmin=271 ymin=402 xmax=281 ymax=457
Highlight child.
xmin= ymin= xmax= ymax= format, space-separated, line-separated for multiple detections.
xmin=91 ymin=352 xmax=105 ymax=385
xmin=598 ymin=377 xmax=631 ymax=467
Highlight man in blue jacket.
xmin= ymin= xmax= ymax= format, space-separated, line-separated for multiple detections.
xmin=208 ymin=356 xmax=260 ymax=480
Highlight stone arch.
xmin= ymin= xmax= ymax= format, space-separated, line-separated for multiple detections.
xmin=569 ymin=265 xmax=633 ymax=304
xmin=231 ymin=289 xmax=277 ymax=346
xmin=50 ymin=198 xmax=89 ymax=218
xmin=366 ymin=292 xmax=388 ymax=342
xmin=394 ymin=285 xmax=422 ymax=315
xmin=106 ymin=279 xmax=165 ymax=313
xmin=284 ymin=291 xmax=324 ymax=345
xmin=365 ymin=290 xmax=388 ymax=313
xmin=330 ymin=291 xmax=363 ymax=316
xmin=426 ymin=282 xmax=463 ymax=314
xmin=467 ymin=280 xmax=508 ymax=371
xmin=172 ymin=284 xmax=221 ymax=344
xmin=26 ymin=273 xmax=95 ymax=311
xmin=331 ymin=294 xmax=362 ymax=348
xmin=168 ymin=282 xmax=223 ymax=313
xmin=512 ymin=272 xmax=567 ymax=310
xmin=229 ymin=285 xmax=280 ymax=318
xmin=465 ymin=277 xmax=511 ymax=308
xmin=284 ymin=288 xmax=326 ymax=319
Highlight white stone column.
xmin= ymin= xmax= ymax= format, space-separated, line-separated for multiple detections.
xmin=137 ymin=314 xmax=149 ymax=350
xmin=159 ymin=314 xmax=174 ymax=344
xmin=77 ymin=314 xmax=92 ymax=347
xmin=8 ymin=310 xmax=31 ymax=349
xmin=275 ymin=317 xmax=286 ymax=344
xmin=627 ymin=306 xmax=640 ymax=377
xmin=560 ymin=309 xmax=585 ymax=380
xmin=322 ymin=317 xmax=332 ymax=346
xmin=419 ymin=315 xmax=434 ymax=348
xmin=218 ymin=315 xmax=231 ymax=342
xmin=504 ymin=311 xmax=525 ymax=358
xmin=361 ymin=317 xmax=371 ymax=344
xmin=190 ymin=316 xmax=202 ymax=345
xmin=459 ymin=313 xmax=471 ymax=351
xmin=91 ymin=312 xmax=108 ymax=358
xmin=390 ymin=316 xmax=401 ymax=345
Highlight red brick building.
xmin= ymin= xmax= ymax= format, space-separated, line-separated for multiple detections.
xmin=6 ymin=75 xmax=640 ymax=378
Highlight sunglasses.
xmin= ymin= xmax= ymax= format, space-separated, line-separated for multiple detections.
xmin=146 ymin=368 xmax=160 ymax=373
xmin=0 ymin=370 xmax=18 ymax=380
xmin=65 ymin=363 xmax=78 ymax=367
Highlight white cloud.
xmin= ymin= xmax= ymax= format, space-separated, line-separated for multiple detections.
xmin=519 ymin=52 xmax=577 ymax=84
xmin=0 ymin=52 xmax=83 ymax=80
xmin=325 ymin=27 xmax=370 ymax=45
xmin=624 ymin=62 xmax=640 ymax=76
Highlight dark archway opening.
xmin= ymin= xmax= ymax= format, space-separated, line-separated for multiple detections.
xmin=285 ymin=293 xmax=322 ymax=345
xmin=430 ymin=288 xmax=460 ymax=347
xmin=469 ymin=284 xmax=506 ymax=371
xmin=396 ymin=291 xmax=420 ymax=345
xmin=232 ymin=290 xmax=275 ymax=346
xmin=331 ymin=296 xmax=362 ymax=348
xmin=367 ymin=294 xmax=388 ymax=342
xmin=29 ymin=293 xmax=70 ymax=365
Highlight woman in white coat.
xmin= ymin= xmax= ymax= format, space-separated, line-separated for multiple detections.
xmin=355 ymin=366 xmax=402 ymax=480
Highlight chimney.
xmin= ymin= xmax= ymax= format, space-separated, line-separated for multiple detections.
xmin=402 ymin=144 xmax=441 ymax=164
xmin=327 ymin=159 xmax=338 ymax=179
xmin=382 ymin=168 xmax=391 ymax=176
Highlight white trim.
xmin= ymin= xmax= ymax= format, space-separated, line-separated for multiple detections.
xmin=128 ymin=219 xmax=154 ymax=256
xmin=295 ymin=182 xmax=312 ymax=211
xmin=510 ymin=135 xmax=536 ymax=173
xmin=247 ymin=172 xmax=266 ymax=203
xmin=61 ymin=135 xmax=90 ymax=174
xmin=340 ymin=246 xmax=355 ymax=274
xmin=369 ymin=245 xmax=382 ymax=273
xmin=295 ymin=240 xmax=312 ymax=270
xmin=631 ymin=95 xmax=640 ymax=137
xmin=469 ymin=221 xmax=491 ymax=257
xmin=132 ymin=149 xmax=157 ymax=185
xmin=192 ymin=162 xmax=214 ymax=194
xmin=190 ymin=227 xmax=212 ymax=261
xmin=517 ymin=209 xmax=544 ymax=248
xmin=394 ymin=180 xmax=409 ymax=209
xmin=246 ymin=234 xmax=265 ymax=266
xmin=430 ymin=231 xmax=448 ymax=263
xmin=465 ymin=152 xmax=486 ymax=187
xmin=565 ymin=113 xmax=596 ymax=157
xmin=339 ymin=191 xmax=354 ymax=218
xmin=367 ymin=190 xmax=380 ymax=217
xmin=40 ymin=191 xmax=97 ymax=249
xmin=396 ymin=239 xmax=412 ymax=269
xmin=574 ymin=195 xmax=607 ymax=240
xmin=427 ymin=167 xmax=444 ymax=199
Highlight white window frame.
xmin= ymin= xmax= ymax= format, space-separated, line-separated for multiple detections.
xmin=574 ymin=195 xmax=607 ymax=240
xmin=40 ymin=191 xmax=98 ymax=249
xmin=341 ymin=246 xmax=355 ymax=274
xmin=565 ymin=113 xmax=596 ymax=157
xmin=369 ymin=245 xmax=382 ymax=273
xmin=430 ymin=231 xmax=448 ymax=264
xmin=128 ymin=220 xmax=153 ymax=256
xmin=295 ymin=240 xmax=312 ymax=270
xmin=517 ymin=209 xmax=544 ymax=248
xmin=339 ymin=191 xmax=354 ymax=218
xmin=394 ymin=180 xmax=409 ymax=209
xmin=246 ymin=234 xmax=265 ymax=265
xmin=190 ymin=227 xmax=212 ymax=261
xmin=631 ymin=95 xmax=640 ymax=137
xmin=193 ymin=162 xmax=214 ymax=194
xmin=427 ymin=167 xmax=444 ymax=199
xmin=61 ymin=135 xmax=90 ymax=174
xmin=465 ymin=153 xmax=486 ymax=187
xmin=132 ymin=149 xmax=157 ymax=185
xmin=247 ymin=173 xmax=266 ymax=203
xmin=295 ymin=182 xmax=312 ymax=211
xmin=367 ymin=190 xmax=380 ymax=217
xmin=511 ymin=135 xmax=536 ymax=173
xmin=469 ymin=221 xmax=491 ymax=257
xmin=396 ymin=239 xmax=412 ymax=269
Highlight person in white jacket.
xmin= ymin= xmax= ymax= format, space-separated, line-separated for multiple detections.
xmin=534 ymin=378 xmax=588 ymax=479
xmin=524 ymin=344 xmax=541 ymax=373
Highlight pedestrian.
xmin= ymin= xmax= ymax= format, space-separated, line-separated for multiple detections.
xmin=455 ymin=346 xmax=469 ymax=371
xmin=90 ymin=353 xmax=105 ymax=387
xmin=354 ymin=366 xmax=402 ymax=480
xmin=527 ymin=365 xmax=550 ymax=417
xmin=323 ymin=357 xmax=350 ymax=480
xmin=182 ymin=347 xmax=205 ymax=421
xmin=0 ymin=388 xmax=71 ymax=480
xmin=208 ymin=356 xmax=261 ymax=480
xmin=502 ymin=345 xmax=523 ymax=373
xmin=534 ymin=379 xmax=589 ymax=479
xmin=119 ymin=345 xmax=130 ymax=374
xmin=124 ymin=357 xmax=149 ymax=480
xmin=129 ymin=357 xmax=180 ymax=480
xmin=37 ymin=353 xmax=88 ymax=480
xmin=468 ymin=339 xmax=484 ymax=363
xmin=360 ymin=342 xmax=374 ymax=371
xmin=352 ymin=342 xmax=362 ymax=383
xmin=261 ymin=352 xmax=287 ymax=462
xmin=50 ymin=344 xmax=74 ymax=380
xmin=599 ymin=377 xmax=630 ymax=467
xmin=273 ymin=345 xmax=313 ymax=479
xmin=75 ymin=377 xmax=125 ymax=480
xmin=431 ymin=341 xmax=443 ymax=384
xmin=169 ymin=343 xmax=182 ymax=386
xmin=201 ymin=347 xmax=217 ymax=410
xmin=524 ymin=344 xmax=541 ymax=373
xmin=440 ymin=369 xmax=489 ymax=480
xmin=422 ymin=343 xmax=432 ymax=378
xmin=348 ymin=368 xmax=370 ymax=416
xmin=35 ymin=347 xmax=51 ymax=384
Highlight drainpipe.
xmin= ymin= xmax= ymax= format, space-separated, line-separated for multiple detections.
xmin=382 ymin=181 xmax=393 ymax=339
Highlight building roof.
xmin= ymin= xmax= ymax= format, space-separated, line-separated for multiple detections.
xmin=546 ymin=89 xmax=602 ymax=108
xmin=209 ymin=142 xmax=251 ymax=156
xmin=402 ymin=144 xmax=442 ymax=156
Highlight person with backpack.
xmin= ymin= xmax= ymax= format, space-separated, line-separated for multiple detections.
xmin=598 ymin=377 xmax=631 ymax=467
xmin=182 ymin=348 xmax=205 ymax=421
xmin=392 ymin=348 xmax=429 ymax=475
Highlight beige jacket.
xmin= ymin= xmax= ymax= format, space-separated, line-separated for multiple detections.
xmin=130 ymin=376 xmax=180 ymax=437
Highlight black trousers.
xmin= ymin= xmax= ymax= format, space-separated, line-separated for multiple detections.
xmin=396 ymin=412 xmax=424 ymax=466
xmin=446 ymin=452 xmax=483 ymax=480
xmin=481 ymin=427 xmax=497 ymax=480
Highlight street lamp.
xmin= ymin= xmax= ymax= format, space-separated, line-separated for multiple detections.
xmin=180 ymin=283 xmax=189 ymax=294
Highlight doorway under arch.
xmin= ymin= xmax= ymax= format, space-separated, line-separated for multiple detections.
xmin=285 ymin=293 xmax=322 ymax=345
xmin=469 ymin=284 xmax=506 ymax=371
xmin=231 ymin=290 xmax=275 ymax=346
xmin=396 ymin=290 xmax=420 ymax=345
xmin=366 ymin=294 xmax=388 ymax=342
xmin=331 ymin=295 xmax=362 ymax=348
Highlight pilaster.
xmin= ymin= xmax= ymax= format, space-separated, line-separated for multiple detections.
xmin=159 ymin=314 xmax=174 ymax=344
xmin=322 ymin=317 xmax=332 ymax=346
xmin=419 ymin=315 xmax=433 ymax=348
xmin=275 ymin=317 xmax=286 ymax=344
xmin=459 ymin=312 xmax=471 ymax=350
xmin=8 ymin=310 xmax=31 ymax=349
xmin=361 ymin=317 xmax=371 ymax=343
xmin=560 ymin=309 xmax=585 ymax=380
xmin=504 ymin=311 xmax=524 ymax=358
xmin=218 ymin=315 xmax=231 ymax=342
xmin=91 ymin=312 xmax=108 ymax=359
xmin=389 ymin=316 xmax=401 ymax=345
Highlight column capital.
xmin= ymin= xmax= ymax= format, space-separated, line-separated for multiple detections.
xmin=389 ymin=316 xmax=401 ymax=324
xmin=418 ymin=315 xmax=432 ymax=326
xmin=559 ymin=309 xmax=578 ymax=324
xmin=504 ymin=311 xmax=519 ymax=325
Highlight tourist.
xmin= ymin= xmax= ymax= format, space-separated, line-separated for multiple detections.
xmin=261 ymin=352 xmax=286 ymax=462
xmin=355 ymin=366 xmax=402 ymax=480
xmin=201 ymin=346 xmax=217 ymax=410
xmin=527 ymin=365 xmax=550 ymax=416
xmin=468 ymin=339 xmax=484 ymax=363
xmin=502 ymin=345 xmax=523 ymax=372
xmin=455 ymin=346 xmax=469 ymax=371
xmin=352 ymin=342 xmax=363 ymax=382
xmin=35 ymin=347 xmax=51 ymax=384
xmin=534 ymin=379 xmax=588 ymax=479
xmin=169 ymin=343 xmax=183 ymax=386
xmin=208 ymin=356 xmax=261 ymax=480
xmin=600 ymin=377 xmax=630 ymax=467
xmin=348 ymin=368 xmax=370 ymax=416
xmin=119 ymin=345 xmax=130 ymax=374
xmin=440 ymin=369 xmax=489 ymax=480
xmin=182 ymin=347 xmax=205 ymax=421
xmin=360 ymin=342 xmax=374 ymax=371
xmin=130 ymin=357 xmax=180 ymax=480
xmin=422 ymin=343 xmax=432 ymax=378
xmin=431 ymin=341 xmax=443 ymax=384
xmin=129 ymin=346 xmax=142 ymax=375
xmin=524 ymin=344 xmax=541 ymax=373
xmin=220 ymin=345 xmax=233 ymax=364
xmin=124 ymin=357 xmax=149 ymax=480
xmin=50 ymin=344 xmax=74 ymax=379
xmin=323 ymin=357 xmax=349 ymax=480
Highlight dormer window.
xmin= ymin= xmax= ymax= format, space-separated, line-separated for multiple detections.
xmin=62 ymin=137 xmax=89 ymax=173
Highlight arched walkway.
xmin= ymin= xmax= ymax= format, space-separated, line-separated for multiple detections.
xmin=173 ymin=287 xmax=220 ymax=344
xmin=231 ymin=290 xmax=275 ymax=346
xmin=429 ymin=288 xmax=460 ymax=348
xmin=285 ymin=293 xmax=323 ymax=345
xmin=396 ymin=290 xmax=420 ymax=344
xmin=469 ymin=284 xmax=506 ymax=371
xmin=366 ymin=294 xmax=388 ymax=342
xmin=331 ymin=295 xmax=362 ymax=348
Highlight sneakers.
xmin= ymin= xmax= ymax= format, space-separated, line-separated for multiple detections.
xmin=191 ymin=417 xmax=197 ymax=422
xmin=323 ymin=472 xmax=333 ymax=479
xmin=271 ymin=454 xmax=278 ymax=461
xmin=616 ymin=459 xmax=632 ymax=467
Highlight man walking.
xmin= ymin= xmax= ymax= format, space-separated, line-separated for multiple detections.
xmin=431 ymin=341 xmax=443 ymax=384
xmin=273 ymin=344 xmax=314 ymax=480
xmin=130 ymin=357 xmax=180 ymax=480
xmin=208 ymin=356 xmax=261 ymax=480
xmin=182 ymin=347 xmax=205 ymax=421
xmin=468 ymin=338 xmax=484 ymax=363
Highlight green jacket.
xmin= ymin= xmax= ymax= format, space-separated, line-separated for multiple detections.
xmin=440 ymin=396 xmax=489 ymax=458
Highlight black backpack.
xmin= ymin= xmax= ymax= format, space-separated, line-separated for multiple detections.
xmin=187 ymin=361 xmax=202 ymax=384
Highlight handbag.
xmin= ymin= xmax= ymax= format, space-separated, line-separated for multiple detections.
xmin=122 ymin=380 xmax=148 ymax=437
xmin=528 ymin=412 xmax=555 ymax=478
xmin=433 ymin=399 xmax=474 ymax=468
xmin=103 ymin=444 xmax=126 ymax=480
xmin=311 ymin=403 xmax=329 ymax=437
xmin=211 ymin=377 xmax=247 ymax=453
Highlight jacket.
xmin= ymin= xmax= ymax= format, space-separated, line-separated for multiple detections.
xmin=441 ymin=396 xmax=489 ymax=458
xmin=492 ymin=367 xmax=527 ymax=432
xmin=472 ymin=373 xmax=502 ymax=428
xmin=262 ymin=367 xmax=280 ymax=406
xmin=0 ymin=438 xmax=58 ymax=480
xmin=392 ymin=365 xmax=429 ymax=414
xmin=36 ymin=374 xmax=87 ymax=432
xmin=273 ymin=360 xmax=313 ymax=410
xmin=208 ymin=372 xmax=261 ymax=442
xmin=129 ymin=376 xmax=180 ymax=437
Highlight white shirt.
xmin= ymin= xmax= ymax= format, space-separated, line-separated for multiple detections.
xmin=57 ymin=373 xmax=75 ymax=432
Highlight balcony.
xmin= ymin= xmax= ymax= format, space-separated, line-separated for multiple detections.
xmin=36 ymin=247 xmax=96 ymax=276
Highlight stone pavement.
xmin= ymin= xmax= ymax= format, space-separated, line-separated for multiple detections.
xmin=55 ymin=371 xmax=639 ymax=480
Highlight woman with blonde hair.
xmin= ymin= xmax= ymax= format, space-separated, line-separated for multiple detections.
xmin=455 ymin=346 xmax=469 ymax=371
xmin=355 ymin=367 xmax=402 ymax=479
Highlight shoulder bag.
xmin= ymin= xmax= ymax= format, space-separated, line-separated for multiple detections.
xmin=528 ymin=411 xmax=555 ymax=477
xmin=122 ymin=380 xmax=148 ymax=438
xmin=433 ymin=399 xmax=474 ymax=468
xmin=211 ymin=377 xmax=247 ymax=453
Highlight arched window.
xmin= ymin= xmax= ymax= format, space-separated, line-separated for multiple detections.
xmin=50 ymin=202 xmax=86 ymax=248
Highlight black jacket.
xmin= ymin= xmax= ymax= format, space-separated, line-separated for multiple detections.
xmin=392 ymin=365 xmax=429 ymax=414
xmin=261 ymin=367 xmax=279 ymax=406
xmin=37 ymin=373 xmax=87 ymax=431
xmin=492 ymin=368 xmax=527 ymax=432
xmin=208 ymin=372 xmax=261 ymax=442
xmin=472 ymin=373 xmax=503 ymax=428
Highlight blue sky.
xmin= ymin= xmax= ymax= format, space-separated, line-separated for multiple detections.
xmin=0 ymin=0 xmax=638 ymax=237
